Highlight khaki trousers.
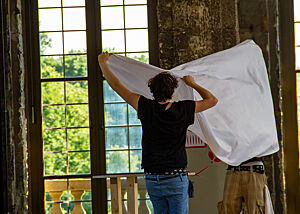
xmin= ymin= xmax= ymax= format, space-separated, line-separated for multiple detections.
xmin=218 ymin=169 xmax=267 ymax=214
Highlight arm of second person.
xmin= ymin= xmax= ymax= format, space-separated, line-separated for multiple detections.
xmin=182 ymin=75 xmax=218 ymax=113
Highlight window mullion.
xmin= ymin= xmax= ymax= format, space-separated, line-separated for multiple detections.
xmin=86 ymin=0 xmax=107 ymax=213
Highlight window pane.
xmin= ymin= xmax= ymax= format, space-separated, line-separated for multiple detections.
xmin=68 ymin=152 xmax=91 ymax=174
xmin=69 ymin=202 xmax=91 ymax=213
xmin=295 ymin=0 xmax=300 ymax=22
xmin=66 ymin=81 xmax=88 ymax=104
xmin=126 ymin=29 xmax=148 ymax=52
xmin=130 ymin=150 xmax=142 ymax=173
xmin=146 ymin=200 xmax=154 ymax=213
xmin=126 ymin=52 xmax=149 ymax=63
xmin=45 ymin=202 xmax=53 ymax=214
xmin=295 ymin=23 xmax=300 ymax=46
xmin=107 ymin=201 xmax=111 ymax=214
xmin=102 ymin=30 xmax=125 ymax=52
xmin=44 ymin=153 xmax=67 ymax=175
xmin=104 ymin=80 xmax=124 ymax=103
xmin=125 ymin=6 xmax=147 ymax=28
xmin=68 ymin=128 xmax=90 ymax=151
xmin=45 ymin=179 xmax=67 ymax=204
xmin=124 ymin=0 xmax=147 ymax=5
xmin=101 ymin=6 xmax=124 ymax=29
xmin=42 ymin=82 xmax=64 ymax=104
xmin=64 ymin=55 xmax=87 ymax=77
xmin=39 ymin=9 xmax=62 ymax=31
xmin=296 ymin=47 xmax=300 ymax=70
xmin=66 ymin=104 xmax=89 ymax=127
xmin=40 ymin=32 xmax=63 ymax=55
xmin=39 ymin=0 xmax=61 ymax=8
xmin=43 ymin=129 xmax=66 ymax=152
xmin=43 ymin=105 xmax=65 ymax=128
xmin=60 ymin=202 xmax=68 ymax=213
xmin=129 ymin=127 xmax=142 ymax=149
xmin=101 ymin=0 xmax=123 ymax=6
xmin=82 ymin=190 xmax=92 ymax=201
xmin=63 ymin=8 xmax=86 ymax=30
xmin=63 ymin=0 xmax=85 ymax=7
xmin=106 ymin=127 xmax=128 ymax=150
xmin=104 ymin=104 xmax=127 ymax=126
xmin=82 ymin=202 xmax=92 ymax=213
xmin=64 ymin=31 xmax=87 ymax=54
xmin=128 ymin=105 xmax=140 ymax=125
xmin=106 ymin=151 xmax=129 ymax=173
xmin=40 ymin=56 xmax=63 ymax=78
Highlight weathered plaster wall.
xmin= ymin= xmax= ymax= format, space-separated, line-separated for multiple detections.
xmin=1 ymin=0 xmax=28 ymax=213
xmin=157 ymin=0 xmax=240 ymax=69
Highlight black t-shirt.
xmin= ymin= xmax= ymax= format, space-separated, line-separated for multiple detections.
xmin=137 ymin=96 xmax=195 ymax=173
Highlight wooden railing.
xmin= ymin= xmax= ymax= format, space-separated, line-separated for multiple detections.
xmin=45 ymin=179 xmax=91 ymax=214
xmin=45 ymin=174 xmax=151 ymax=214
xmin=94 ymin=174 xmax=150 ymax=214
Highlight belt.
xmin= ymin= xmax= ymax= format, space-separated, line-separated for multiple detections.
xmin=227 ymin=165 xmax=264 ymax=174
xmin=145 ymin=174 xmax=187 ymax=181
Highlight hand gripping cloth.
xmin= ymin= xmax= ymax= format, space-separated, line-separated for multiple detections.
xmin=106 ymin=40 xmax=279 ymax=166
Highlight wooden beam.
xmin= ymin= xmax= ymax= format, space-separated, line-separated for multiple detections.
xmin=110 ymin=177 xmax=122 ymax=214
xmin=127 ymin=177 xmax=138 ymax=214
xmin=279 ymin=0 xmax=300 ymax=213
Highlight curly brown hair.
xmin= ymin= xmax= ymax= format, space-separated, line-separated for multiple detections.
xmin=147 ymin=72 xmax=178 ymax=102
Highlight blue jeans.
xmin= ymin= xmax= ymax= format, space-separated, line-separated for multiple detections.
xmin=145 ymin=174 xmax=189 ymax=214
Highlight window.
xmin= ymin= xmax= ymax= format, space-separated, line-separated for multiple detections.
xmin=38 ymin=1 xmax=91 ymax=213
xmin=29 ymin=0 xmax=157 ymax=213
xmin=295 ymin=1 xmax=300 ymax=166
xmin=100 ymin=1 xmax=151 ymax=212
xmin=101 ymin=1 xmax=148 ymax=175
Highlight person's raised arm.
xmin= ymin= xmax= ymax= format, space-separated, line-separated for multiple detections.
xmin=98 ymin=52 xmax=140 ymax=110
xmin=182 ymin=75 xmax=218 ymax=113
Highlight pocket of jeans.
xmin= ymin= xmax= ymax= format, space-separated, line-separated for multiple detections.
xmin=256 ymin=200 xmax=265 ymax=214
xmin=217 ymin=201 xmax=224 ymax=214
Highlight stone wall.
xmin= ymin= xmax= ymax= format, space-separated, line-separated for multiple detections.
xmin=1 ymin=0 xmax=28 ymax=213
xmin=157 ymin=0 xmax=240 ymax=69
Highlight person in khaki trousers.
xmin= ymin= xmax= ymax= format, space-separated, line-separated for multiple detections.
xmin=218 ymin=157 xmax=267 ymax=214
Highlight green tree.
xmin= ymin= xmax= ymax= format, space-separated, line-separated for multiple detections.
xmin=39 ymin=33 xmax=52 ymax=55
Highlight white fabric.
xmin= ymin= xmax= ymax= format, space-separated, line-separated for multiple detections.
xmin=106 ymin=40 xmax=279 ymax=166
xmin=265 ymin=185 xmax=274 ymax=214
xmin=241 ymin=161 xmax=264 ymax=166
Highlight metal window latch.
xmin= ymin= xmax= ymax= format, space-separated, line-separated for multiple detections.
xmin=31 ymin=106 xmax=35 ymax=124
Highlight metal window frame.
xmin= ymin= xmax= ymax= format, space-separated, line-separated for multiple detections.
xmin=280 ymin=0 xmax=300 ymax=213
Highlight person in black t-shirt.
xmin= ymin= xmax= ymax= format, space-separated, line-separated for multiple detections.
xmin=98 ymin=52 xmax=218 ymax=214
